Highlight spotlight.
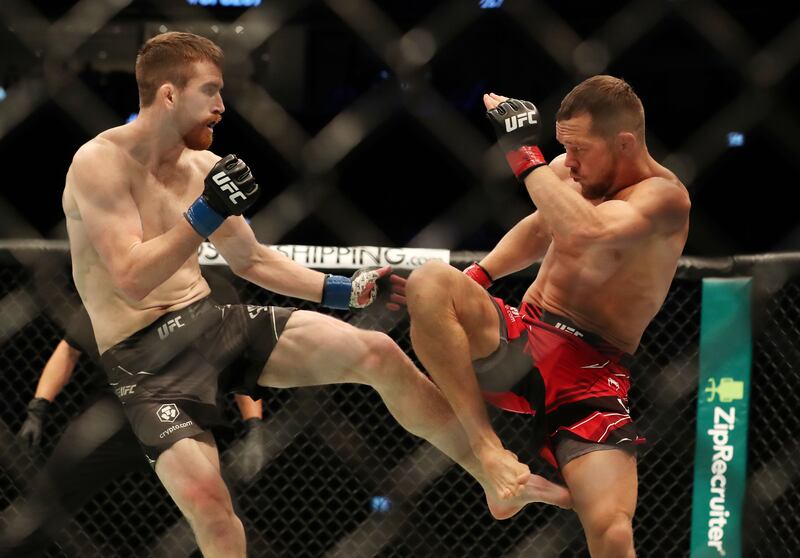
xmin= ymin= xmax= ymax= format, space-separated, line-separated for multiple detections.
xmin=726 ymin=132 xmax=745 ymax=148
xmin=370 ymin=495 xmax=391 ymax=513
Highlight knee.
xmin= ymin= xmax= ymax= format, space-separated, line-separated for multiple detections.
xmin=406 ymin=260 xmax=454 ymax=301
xmin=407 ymin=260 xmax=458 ymax=314
xmin=357 ymin=331 xmax=404 ymax=372
xmin=591 ymin=513 xmax=634 ymax=557
xmin=604 ymin=517 xmax=633 ymax=551
xmin=202 ymin=514 xmax=244 ymax=546
xmin=182 ymin=482 xmax=237 ymax=532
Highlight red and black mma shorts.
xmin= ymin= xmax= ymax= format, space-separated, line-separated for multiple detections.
xmin=473 ymin=296 xmax=645 ymax=469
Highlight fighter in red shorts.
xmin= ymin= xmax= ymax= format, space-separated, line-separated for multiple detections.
xmin=473 ymin=297 xmax=641 ymax=470
xmin=405 ymin=76 xmax=690 ymax=557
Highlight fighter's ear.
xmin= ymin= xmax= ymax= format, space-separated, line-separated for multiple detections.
xmin=158 ymin=82 xmax=177 ymax=108
xmin=615 ymin=131 xmax=638 ymax=155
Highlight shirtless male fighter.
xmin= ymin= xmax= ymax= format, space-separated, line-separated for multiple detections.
xmin=406 ymin=76 xmax=691 ymax=557
xmin=62 ymin=32 xmax=567 ymax=557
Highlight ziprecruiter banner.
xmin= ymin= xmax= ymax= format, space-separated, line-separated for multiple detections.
xmin=690 ymin=278 xmax=752 ymax=558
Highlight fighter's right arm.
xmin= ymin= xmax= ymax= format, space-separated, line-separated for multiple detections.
xmin=68 ymin=142 xmax=204 ymax=300
xmin=476 ymin=211 xmax=552 ymax=282
xmin=469 ymin=155 xmax=569 ymax=284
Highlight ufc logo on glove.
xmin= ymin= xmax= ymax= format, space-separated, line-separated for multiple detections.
xmin=505 ymin=111 xmax=538 ymax=132
xmin=211 ymin=171 xmax=248 ymax=204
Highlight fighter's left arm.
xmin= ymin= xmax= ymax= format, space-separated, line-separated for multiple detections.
xmin=517 ymin=165 xmax=600 ymax=242
xmin=212 ymin=218 xmax=395 ymax=310
xmin=552 ymin=176 xmax=691 ymax=249
xmin=198 ymin=151 xmax=396 ymax=310
xmin=210 ymin=216 xmax=327 ymax=302
xmin=193 ymin=150 xmax=327 ymax=303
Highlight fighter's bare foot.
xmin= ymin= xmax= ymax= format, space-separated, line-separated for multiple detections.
xmin=477 ymin=445 xmax=531 ymax=501
xmin=486 ymin=474 xmax=573 ymax=520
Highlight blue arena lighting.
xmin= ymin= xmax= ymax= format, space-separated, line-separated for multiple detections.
xmin=479 ymin=0 xmax=504 ymax=8
xmin=726 ymin=132 xmax=745 ymax=147
xmin=370 ymin=495 xmax=391 ymax=513
xmin=186 ymin=0 xmax=262 ymax=6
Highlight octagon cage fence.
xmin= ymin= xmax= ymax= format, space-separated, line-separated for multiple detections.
xmin=0 ymin=241 xmax=798 ymax=557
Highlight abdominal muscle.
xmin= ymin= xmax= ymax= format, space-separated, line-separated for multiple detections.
xmin=67 ymin=217 xmax=210 ymax=354
xmin=522 ymin=241 xmax=674 ymax=354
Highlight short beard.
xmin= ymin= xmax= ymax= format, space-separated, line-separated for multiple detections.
xmin=183 ymin=124 xmax=213 ymax=151
xmin=583 ymin=155 xmax=618 ymax=200
xmin=581 ymin=184 xmax=605 ymax=200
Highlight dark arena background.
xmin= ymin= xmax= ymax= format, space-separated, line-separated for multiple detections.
xmin=1 ymin=1 xmax=799 ymax=557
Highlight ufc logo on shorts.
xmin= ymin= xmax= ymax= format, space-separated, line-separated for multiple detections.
xmin=247 ymin=305 xmax=265 ymax=319
xmin=212 ymin=171 xmax=247 ymax=205
xmin=554 ymin=322 xmax=584 ymax=338
xmin=115 ymin=385 xmax=136 ymax=398
xmin=158 ymin=316 xmax=185 ymax=340
xmin=505 ymin=111 xmax=538 ymax=132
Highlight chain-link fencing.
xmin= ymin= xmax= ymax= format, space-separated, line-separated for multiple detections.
xmin=1 ymin=243 xmax=798 ymax=557
xmin=1 ymin=1 xmax=799 ymax=253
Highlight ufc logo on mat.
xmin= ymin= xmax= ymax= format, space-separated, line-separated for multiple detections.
xmin=505 ymin=111 xmax=538 ymax=132
xmin=212 ymin=171 xmax=248 ymax=205
xmin=157 ymin=316 xmax=185 ymax=340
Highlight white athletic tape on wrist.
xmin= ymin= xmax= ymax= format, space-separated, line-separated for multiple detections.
xmin=349 ymin=268 xmax=380 ymax=308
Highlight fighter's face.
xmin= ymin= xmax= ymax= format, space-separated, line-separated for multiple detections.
xmin=174 ymin=61 xmax=224 ymax=151
xmin=555 ymin=113 xmax=616 ymax=200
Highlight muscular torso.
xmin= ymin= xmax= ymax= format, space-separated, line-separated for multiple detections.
xmin=523 ymin=163 xmax=688 ymax=353
xmin=63 ymin=128 xmax=212 ymax=353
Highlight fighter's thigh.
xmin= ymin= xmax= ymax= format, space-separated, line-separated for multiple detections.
xmin=155 ymin=432 xmax=231 ymax=515
xmin=258 ymin=310 xmax=396 ymax=388
xmin=455 ymin=279 xmax=504 ymax=358
xmin=561 ymin=448 xmax=638 ymax=529
xmin=408 ymin=261 xmax=501 ymax=359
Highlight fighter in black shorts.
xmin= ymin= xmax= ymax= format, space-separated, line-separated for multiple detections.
xmin=101 ymin=298 xmax=289 ymax=465
xmin=0 ymin=270 xmax=266 ymax=557
xmin=62 ymin=32 xmax=563 ymax=557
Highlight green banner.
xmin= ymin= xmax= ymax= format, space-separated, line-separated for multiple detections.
xmin=690 ymin=278 xmax=752 ymax=558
